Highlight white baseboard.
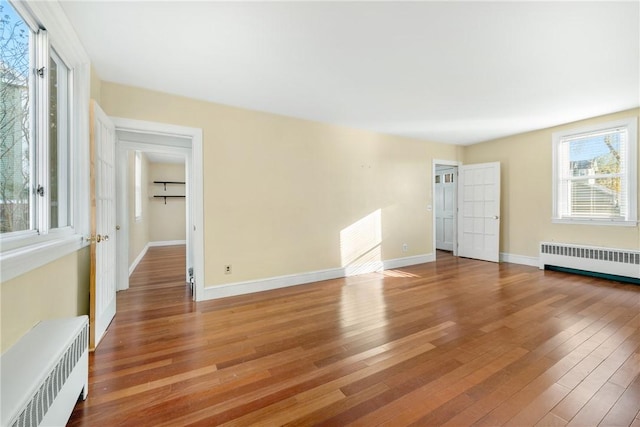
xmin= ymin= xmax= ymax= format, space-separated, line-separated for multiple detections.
xmin=384 ymin=253 xmax=435 ymax=270
xmin=202 ymin=266 xmax=346 ymax=300
xmin=202 ymin=253 xmax=435 ymax=301
xmin=148 ymin=240 xmax=186 ymax=247
xmin=500 ymin=252 xmax=539 ymax=268
xmin=129 ymin=243 xmax=149 ymax=276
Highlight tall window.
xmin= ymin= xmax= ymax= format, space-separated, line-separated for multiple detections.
xmin=0 ymin=0 xmax=90 ymax=281
xmin=553 ymin=118 xmax=637 ymax=224
xmin=0 ymin=0 xmax=31 ymax=233
xmin=134 ymin=151 xmax=142 ymax=220
xmin=1 ymin=0 xmax=71 ymax=236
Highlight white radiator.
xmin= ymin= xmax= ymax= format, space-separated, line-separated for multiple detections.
xmin=540 ymin=242 xmax=640 ymax=280
xmin=1 ymin=316 xmax=89 ymax=427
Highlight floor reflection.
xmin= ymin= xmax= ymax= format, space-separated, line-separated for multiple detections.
xmin=339 ymin=278 xmax=388 ymax=336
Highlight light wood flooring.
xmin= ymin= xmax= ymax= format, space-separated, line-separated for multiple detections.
xmin=68 ymin=246 xmax=640 ymax=426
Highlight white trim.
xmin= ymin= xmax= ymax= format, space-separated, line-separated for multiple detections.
xmin=551 ymin=218 xmax=638 ymax=227
xmin=499 ymin=252 xmax=539 ymax=268
xmin=0 ymin=235 xmax=85 ymax=282
xmin=344 ymin=261 xmax=383 ymax=277
xmin=148 ymin=240 xmax=187 ymax=247
xmin=134 ymin=151 xmax=142 ymax=221
xmin=128 ymin=243 xmax=149 ymax=277
xmin=384 ymin=253 xmax=435 ymax=270
xmin=203 ymin=267 xmax=346 ymax=300
xmin=14 ymin=1 xmax=89 ymax=66
xmin=115 ymin=143 xmax=129 ymax=291
xmin=112 ymin=118 xmax=204 ymax=301
xmin=202 ymin=253 xmax=434 ymax=301
xmin=112 ymin=117 xmax=202 ymax=141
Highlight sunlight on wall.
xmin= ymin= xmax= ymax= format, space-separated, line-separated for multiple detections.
xmin=340 ymin=209 xmax=383 ymax=277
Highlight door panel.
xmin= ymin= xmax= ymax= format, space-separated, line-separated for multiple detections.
xmin=458 ymin=162 xmax=500 ymax=262
xmin=89 ymin=100 xmax=117 ymax=350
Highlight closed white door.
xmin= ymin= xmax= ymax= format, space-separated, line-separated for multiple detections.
xmin=89 ymin=100 xmax=117 ymax=350
xmin=435 ymin=167 xmax=456 ymax=251
xmin=458 ymin=162 xmax=501 ymax=262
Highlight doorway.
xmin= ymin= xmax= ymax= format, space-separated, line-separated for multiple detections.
xmin=129 ymin=150 xmax=187 ymax=280
xmin=112 ymin=118 xmax=204 ymax=301
xmin=433 ymin=160 xmax=459 ymax=258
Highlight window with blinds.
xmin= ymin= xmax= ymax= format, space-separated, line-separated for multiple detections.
xmin=552 ymin=118 xmax=637 ymax=225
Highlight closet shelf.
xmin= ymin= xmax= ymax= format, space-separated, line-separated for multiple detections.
xmin=153 ymin=180 xmax=185 ymax=190
xmin=154 ymin=195 xmax=185 ymax=204
xmin=153 ymin=181 xmax=185 ymax=203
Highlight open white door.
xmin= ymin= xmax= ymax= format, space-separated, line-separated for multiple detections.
xmin=89 ymin=100 xmax=117 ymax=350
xmin=458 ymin=162 xmax=501 ymax=262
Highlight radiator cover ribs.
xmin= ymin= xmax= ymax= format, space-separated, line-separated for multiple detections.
xmin=539 ymin=242 xmax=640 ymax=281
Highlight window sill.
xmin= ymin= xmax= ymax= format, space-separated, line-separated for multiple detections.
xmin=0 ymin=235 xmax=88 ymax=282
xmin=552 ymin=218 xmax=638 ymax=227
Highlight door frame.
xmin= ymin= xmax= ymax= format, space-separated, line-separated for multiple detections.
xmin=432 ymin=159 xmax=460 ymax=257
xmin=112 ymin=117 xmax=205 ymax=301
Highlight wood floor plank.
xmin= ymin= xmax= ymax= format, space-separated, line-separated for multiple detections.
xmin=600 ymin=374 xmax=640 ymax=427
xmin=68 ymin=248 xmax=640 ymax=426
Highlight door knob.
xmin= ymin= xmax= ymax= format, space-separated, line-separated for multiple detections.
xmin=493 ymin=215 xmax=500 ymax=220
xmin=103 ymin=235 xmax=109 ymax=241
xmin=86 ymin=234 xmax=102 ymax=243
xmin=116 ymin=225 xmax=121 ymax=230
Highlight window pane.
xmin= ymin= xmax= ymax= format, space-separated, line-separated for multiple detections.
xmin=563 ymin=128 xmax=627 ymax=219
xmin=570 ymin=177 xmax=621 ymax=217
xmin=0 ymin=1 xmax=32 ymax=233
xmin=49 ymin=50 xmax=70 ymax=228
xmin=568 ymin=131 xmax=622 ymax=176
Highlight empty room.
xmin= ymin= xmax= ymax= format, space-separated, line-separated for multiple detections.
xmin=0 ymin=1 xmax=639 ymax=426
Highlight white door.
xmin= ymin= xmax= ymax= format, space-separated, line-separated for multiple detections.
xmin=89 ymin=100 xmax=117 ymax=350
xmin=458 ymin=162 xmax=501 ymax=262
xmin=435 ymin=167 xmax=457 ymax=251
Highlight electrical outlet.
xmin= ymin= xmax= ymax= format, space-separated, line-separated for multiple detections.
xmin=402 ymin=243 xmax=408 ymax=252
xmin=224 ymin=264 xmax=232 ymax=274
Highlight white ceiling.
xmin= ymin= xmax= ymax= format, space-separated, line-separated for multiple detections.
xmin=60 ymin=1 xmax=639 ymax=145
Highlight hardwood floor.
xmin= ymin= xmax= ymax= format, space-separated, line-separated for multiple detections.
xmin=69 ymin=246 xmax=640 ymax=426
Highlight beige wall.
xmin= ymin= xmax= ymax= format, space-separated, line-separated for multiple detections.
xmin=149 ymin=162 xmax=186 ymax=243
xmin=99 ymin=82 xmax=460 ymax=287
xmin=4 ymin=74 xmax=633 ymax=352
xmin=1 ymin=248 xmax=90 ymax=351
xmin=464 ymin=108 xmax=640 ymax=258
xmin=128 ymin=151 xmax=151 ymax=267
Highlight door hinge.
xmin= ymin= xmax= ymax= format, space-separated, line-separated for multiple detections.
xmin=36 ymin=185 xmax=45 ymax=197
xmin=36 ymin=67 xmax=45 ymax=78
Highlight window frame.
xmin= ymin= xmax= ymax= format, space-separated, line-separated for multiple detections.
xmin=552 ymin=117 xmax=638 ymax=226
xmin=0 ymin=0 xmax=90 ymax=281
